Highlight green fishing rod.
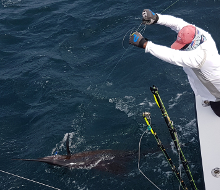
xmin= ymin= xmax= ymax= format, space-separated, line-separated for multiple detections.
xmin=150 ymin=85 xmax=198 ymax=190
xmin=142 ymin=112 xmax=188 ymax=190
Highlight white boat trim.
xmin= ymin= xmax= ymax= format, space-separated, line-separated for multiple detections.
xmin=195 ymin=95 xmax=220 ymax=190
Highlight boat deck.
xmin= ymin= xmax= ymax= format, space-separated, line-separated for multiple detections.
xmin=195 ymin=95 xmax=220 ymax=190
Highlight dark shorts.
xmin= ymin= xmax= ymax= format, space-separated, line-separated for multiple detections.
xmin=210 ymin=101 xmax=220 ymax=117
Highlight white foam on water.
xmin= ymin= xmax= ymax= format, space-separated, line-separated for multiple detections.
xmin=109 ymin=96 xmax=136 ymax=117
xmin=168 ymin=92 xmax=186 ymax=109
xmin=182 ymin=118 xmax=197 ymax=138
xmin=168 ymin=93 xmax=181 ymax=109
xmin=2 ymin=0 xmax=21 ymax=7
xmin=109 ymin=96 xmax=155 ymax=118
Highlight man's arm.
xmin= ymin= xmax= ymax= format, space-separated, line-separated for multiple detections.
xmin=156 ymin=14 xmax=191 ymax=33
xmin=145 ymin=41 xmax=205 ymax=68
xmin=129 ymin=32 xmax=204 ymax=68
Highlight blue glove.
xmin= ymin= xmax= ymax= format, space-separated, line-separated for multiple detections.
xmin=129 ymin=32 xmax=148 ymax=48
xmin=142 ymin=9 xmax=159 ymax=25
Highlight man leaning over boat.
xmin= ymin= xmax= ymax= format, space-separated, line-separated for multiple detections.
xmin=129 ymin=9 xmax=220 ymax=117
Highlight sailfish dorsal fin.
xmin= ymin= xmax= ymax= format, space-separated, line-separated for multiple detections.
xmin=66 ymin=133 xmax=71 ymax=159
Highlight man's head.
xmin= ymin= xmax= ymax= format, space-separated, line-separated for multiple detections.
xmin=171 ymin=25 xmax=206 ymax=51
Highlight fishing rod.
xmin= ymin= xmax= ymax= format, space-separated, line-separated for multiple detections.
xmin=142 ymin=112 xmax=188 ymax=190
xmin=150 ymin=85 xmax=198 ymax=190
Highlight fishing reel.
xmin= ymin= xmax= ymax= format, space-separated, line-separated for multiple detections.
xmin=143 ymin=112 xmax=151 ymax=125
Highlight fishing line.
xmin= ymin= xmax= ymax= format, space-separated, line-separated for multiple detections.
xmin=86 ymin=0 xmax=182 ymax=184
xmin=86 ymin=46 xmax=132 ymax=109
xmin=63 ymin=0 xmax=182 ymax=187
xmin=122 ymin=22 xmax=146 ymax=50
xmin=138 ymin=24 xmax=147 ymax=35
xmin=86 ymin=0 xmax=181 ymax=109
xmin=160 ymin=0 xmax=181 ymax=14
xmin=138 ymin=130 xmax=162 ymax=190
xmin=0 ymin=169 xmax=61 ymax=190
xmin=123 ymin=0 xmax=180 ymax=50
xmin=85 ymin=18 xmax=147 ymax=109
xmin=0 ymin=2 xmax=182 ymax=189
xmin=86 ymin=20 xmax=146 ymax=108
xmin=122 ymin=27 xmax=136 ymax=50
xmin=136 ymin=1 xmax=185 ymax=188
xmin=137 ymin=114 xmax=162 ymax=190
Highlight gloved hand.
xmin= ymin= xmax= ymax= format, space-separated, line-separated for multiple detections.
xmin=142 ymin=9 xmax=159 ymax=25
xmin=129 ymin=32 xmax=148 ymax=48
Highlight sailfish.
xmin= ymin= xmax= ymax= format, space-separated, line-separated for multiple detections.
xmin=15 ymin=134 xmax=141 ymax=174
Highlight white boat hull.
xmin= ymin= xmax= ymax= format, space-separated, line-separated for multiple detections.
xmin=195 ymin=95 xmax=220 ymax=190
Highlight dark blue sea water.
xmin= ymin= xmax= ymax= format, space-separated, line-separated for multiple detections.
xmin=1 ymin=0 xmax=220 ymax=189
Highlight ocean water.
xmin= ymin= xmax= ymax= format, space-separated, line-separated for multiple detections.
xmin=1 ymin=0 xmax=220 ymax=189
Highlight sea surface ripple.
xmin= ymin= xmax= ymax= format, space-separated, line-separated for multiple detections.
xmin=1 ymin=0 xmax=220 ymax=189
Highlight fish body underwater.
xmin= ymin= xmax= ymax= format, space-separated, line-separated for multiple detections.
xmin=15 ymin=134 xmax=138 ymax=174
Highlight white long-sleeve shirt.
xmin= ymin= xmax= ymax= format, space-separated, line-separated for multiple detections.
xmin=145 ymin=14 xmax=220 ymax=102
